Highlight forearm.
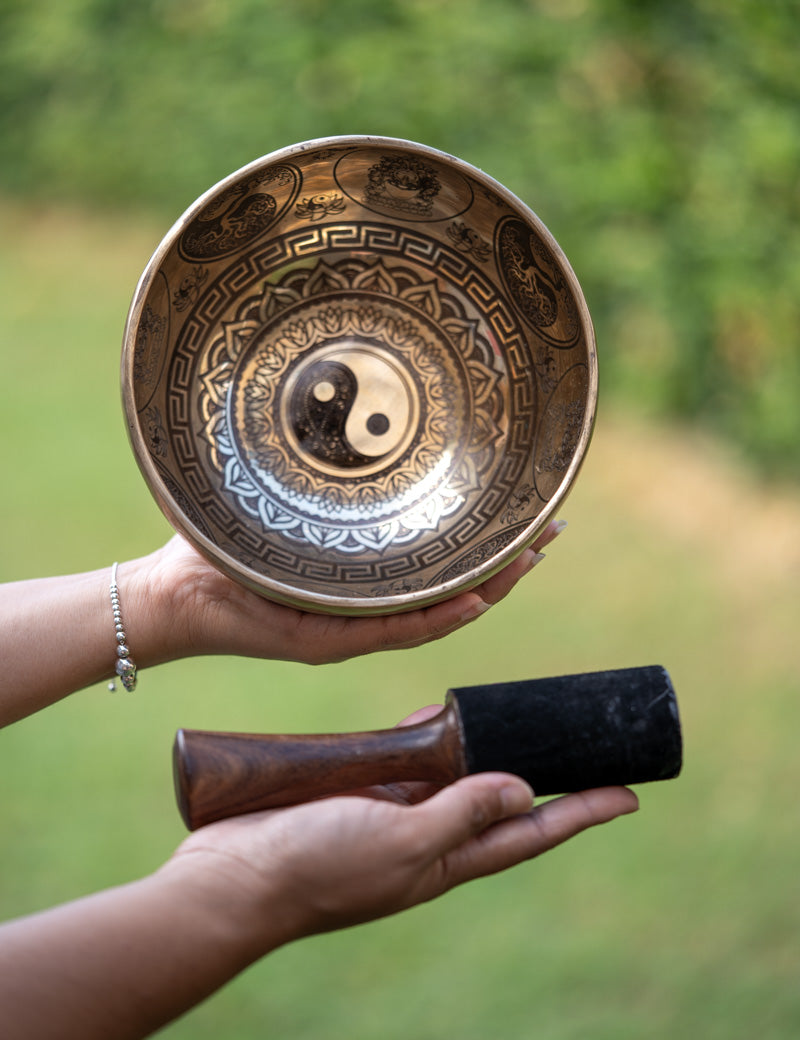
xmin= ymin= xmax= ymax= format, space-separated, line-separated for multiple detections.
xmin=0 ymin=550 xmax=185 ymax=726
xmin=0 ymin=522 xmax=557 ymax=727
xmin=0 ymin=858 xmax=278 ymax=1040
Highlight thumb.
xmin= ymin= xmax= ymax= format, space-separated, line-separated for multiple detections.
xmin=412 ymin=773 xmax=534 ymax=855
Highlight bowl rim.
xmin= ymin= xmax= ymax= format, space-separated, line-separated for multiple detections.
xmin=121 ymin=134 xmax=597 ymax=614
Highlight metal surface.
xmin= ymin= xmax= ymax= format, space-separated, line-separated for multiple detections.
xmin=122 ymin=137 xmax=597 ymax=614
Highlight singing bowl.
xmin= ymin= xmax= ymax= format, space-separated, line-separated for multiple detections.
xmin=122 ymin=136 xmax=597 ymax=614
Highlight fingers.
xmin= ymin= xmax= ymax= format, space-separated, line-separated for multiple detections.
xmin=348 ymin=526 xmax=568 ymax=656
xmin=301 ymin=595 xmax=482 ymax=660
xmin=411 ymin=773 xmax=537 ymax=855
xmin=431 ymin=517 xmax=568 ymax=622
xmin=521 ymin=786 xmax=640 ymax=853
xmin=465 ymin=547 xmax=544 ymax=610
xmin=394 ymin=704 xmax=444 ymax=728
xmin=335 ymin=518 xmax=570 ymax=656
xmin=417 ymin=779 xmax=638 ymax=891
xmin=531 ymin=518 xmax=568 ymax=553
xmin=470 ymin=518 xmax=566 ymax=608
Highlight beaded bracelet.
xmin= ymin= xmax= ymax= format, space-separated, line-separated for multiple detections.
xmin=108 ymin=562 xmax=137 ymax=693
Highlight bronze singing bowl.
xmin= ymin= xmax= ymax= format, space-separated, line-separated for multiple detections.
xmin=122 ymin=137 xmax=597 ymax=614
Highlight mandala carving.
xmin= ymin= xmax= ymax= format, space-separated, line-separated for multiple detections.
xmin=196 ymin=255 xmax=507 ymax=555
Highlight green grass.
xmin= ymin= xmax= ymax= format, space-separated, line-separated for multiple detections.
xmin=1 ymin=200 xmax=799 ymax=1038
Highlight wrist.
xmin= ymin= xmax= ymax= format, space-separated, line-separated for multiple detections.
xmin=114 ymin=546 xmax=195 ymax=670
xmin=160 ymin=842 xmax=299 ymax=963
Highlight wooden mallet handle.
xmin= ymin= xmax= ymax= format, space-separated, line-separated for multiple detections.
xmin=174 ymin=703 xmax=466 ymax=830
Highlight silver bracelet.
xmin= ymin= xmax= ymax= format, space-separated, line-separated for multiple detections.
xmin=108 ymin=562 xmax=137 ymax=692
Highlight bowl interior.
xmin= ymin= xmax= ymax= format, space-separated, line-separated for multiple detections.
xmin=122 ymin=137 xmax=596 ymax=614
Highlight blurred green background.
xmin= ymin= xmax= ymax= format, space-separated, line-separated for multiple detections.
xmin=1 ymin=1 xmax=799 ymax=1037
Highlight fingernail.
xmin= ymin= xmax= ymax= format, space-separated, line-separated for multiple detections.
xmin=520 ymin=550 xmax=546 ymax=575
xmin=501 ymin=780 xmax=535 ymax=815
xmin=622 ymin=792 xmax=640 ymax=815
xmin=536 ymin=519 xmax=567 ymax=550
xmin=459 ymin=598 xmax=492 ymax=623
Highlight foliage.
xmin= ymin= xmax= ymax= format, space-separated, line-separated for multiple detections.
xmin=1 ymin=0 xmax=798 ymax=477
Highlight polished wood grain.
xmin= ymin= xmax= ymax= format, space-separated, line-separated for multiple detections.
xmin=174 ymin=702 xmax=467 ymax=830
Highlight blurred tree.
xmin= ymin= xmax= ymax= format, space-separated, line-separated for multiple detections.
xmin=1 ymin=0 xmax=797 ymax=477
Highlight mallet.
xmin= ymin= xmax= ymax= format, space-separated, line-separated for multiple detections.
xmin=173 ymin=665 xmax=682 ymax=830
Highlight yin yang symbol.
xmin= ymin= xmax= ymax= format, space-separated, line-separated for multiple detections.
xmin=285 ymin=344 xmax=418 ymax=476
